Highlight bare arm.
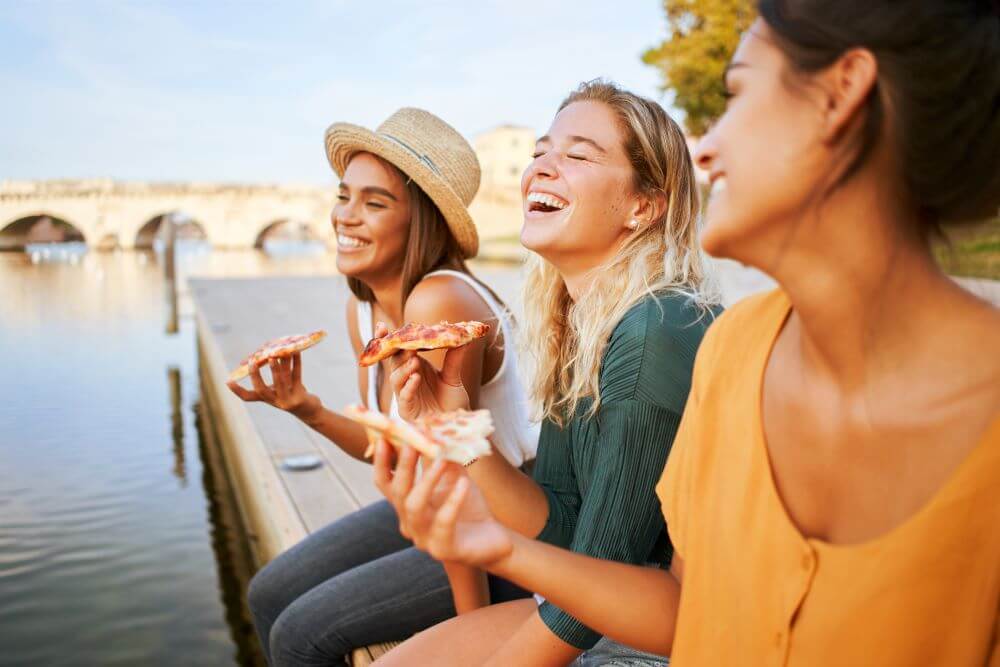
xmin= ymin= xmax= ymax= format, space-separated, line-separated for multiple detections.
xmin=401 ymin=459 xmax=683 ymax=657
xmin=442 ymin=562 xmax=490 ymax=614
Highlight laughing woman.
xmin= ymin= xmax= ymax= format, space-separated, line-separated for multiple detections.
xmin=392 ymin=2 xmax=1000 ymax=665
xmin=227 ymin=108 xmax=537 ymax=666
xmin=373 ymin=80 xmax=721 ymax=665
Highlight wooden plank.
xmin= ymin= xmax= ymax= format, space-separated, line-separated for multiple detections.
xmin=276 ymin=463 xmax=360 ymax=533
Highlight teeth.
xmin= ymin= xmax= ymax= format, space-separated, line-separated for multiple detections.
xmin=338 ymin=233 xmax=371 ymax=248
xmin=527 ymin=192 xmax=567 ymax=210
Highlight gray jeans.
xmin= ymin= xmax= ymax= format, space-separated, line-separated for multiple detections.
xmin=248 ymin=499 xmax=665 ymax=666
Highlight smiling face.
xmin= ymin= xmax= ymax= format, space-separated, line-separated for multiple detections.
xmin=520 ymin=100 xmax=640 ymax=275
xmin=695 ymin=20 xmax=836 ymax=264
xmin=332 ymin=152 xmax=411 ymax=282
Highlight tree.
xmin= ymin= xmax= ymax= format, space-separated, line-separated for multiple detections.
xmin=642 ymin=0 xmax=756 ymax=136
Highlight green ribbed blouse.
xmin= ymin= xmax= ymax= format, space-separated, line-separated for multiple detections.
xmin=532 ymin=290 xmax=719 ymax=650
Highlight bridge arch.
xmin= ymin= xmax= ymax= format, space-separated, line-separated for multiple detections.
xmin=253 ymin=218 xmax=325 ymax=249
xmin=134 ymin=211 xmax=210 ymax=250
xmin=0 ymin=213 xmax=87 ymax=251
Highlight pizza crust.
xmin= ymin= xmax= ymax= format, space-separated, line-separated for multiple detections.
xmin=228 ymin=330 xmax=327 ymax=382
xmin=359 ymin=320 xmax=490 ymax=367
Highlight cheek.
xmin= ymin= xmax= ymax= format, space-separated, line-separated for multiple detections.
xmin=702 ymin=91 xmax=826 ymax=256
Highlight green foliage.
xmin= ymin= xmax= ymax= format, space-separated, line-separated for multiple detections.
xmin=642 ymin=0 xmax=756 ymax=136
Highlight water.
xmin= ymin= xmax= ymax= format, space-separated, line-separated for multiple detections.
xmin=0 ymin=245 xmax=349 ymax=666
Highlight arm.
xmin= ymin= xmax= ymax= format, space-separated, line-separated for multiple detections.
xmin=225 ymin=296 xmax=371 ymax=460
xmin=442 ymin=562 xmax=490 ymax=614
xmin=402 ymin=460 xmax=683 ymax=657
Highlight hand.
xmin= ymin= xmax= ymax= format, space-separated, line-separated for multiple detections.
xmin=375 ymin=321 xmax=471 ymax=421
xmin=226 ymin=352 xmax=322 ymax=422
xmin=400 ymin=453 xmax=513 ymax=568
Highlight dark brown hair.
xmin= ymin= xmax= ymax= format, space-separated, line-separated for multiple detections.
xmin=347 ymin=163 xmax=502 ymax=309
xmin=758 ymin=0 xmax=1000 ymax=231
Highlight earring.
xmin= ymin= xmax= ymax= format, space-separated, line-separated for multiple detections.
xmin=627 ymin=219 xmax=639 ymax=230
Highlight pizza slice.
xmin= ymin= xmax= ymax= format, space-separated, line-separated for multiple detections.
xmin=228 ymin=330 xmax=327 ymax=382
xmin=359 ymin=320 xmax=490 ymax=367
xmin=342 ymin=404 xmax=493 ymax=464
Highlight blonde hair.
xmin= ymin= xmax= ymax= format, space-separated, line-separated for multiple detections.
xmin=521 ymin=79 xmax=720 ymax=426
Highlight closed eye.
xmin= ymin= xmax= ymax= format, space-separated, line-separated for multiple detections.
xmin=567 ymin=154 xmax=587 ymax=161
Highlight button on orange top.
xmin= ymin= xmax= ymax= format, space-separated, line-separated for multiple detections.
xmin=657 ymin=290 xmax=1000 ymax=666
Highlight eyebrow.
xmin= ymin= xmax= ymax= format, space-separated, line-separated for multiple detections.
xmin=339 ymin=183 xmax=398 ymax=201
xmin=724 ymin=61 xmax=749 ymax=78
xmin=535 ymin=134 xmax=607 ymax=154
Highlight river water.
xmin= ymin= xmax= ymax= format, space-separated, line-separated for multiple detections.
xmin=0 ymin=243 xmax=347 ymax=666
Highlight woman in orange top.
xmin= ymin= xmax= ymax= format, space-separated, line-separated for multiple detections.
xmin=380 ymin=0 xmax=1000 ymax=665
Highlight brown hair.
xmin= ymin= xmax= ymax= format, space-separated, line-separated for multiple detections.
xmin=757 ymin=0 xmax=1000 ymax=232
xmin=347 ymin=163 xmax=502 ymax=308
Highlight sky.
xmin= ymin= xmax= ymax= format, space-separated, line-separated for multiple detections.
xmin=0 ymin=1 xmax=671 ymax=186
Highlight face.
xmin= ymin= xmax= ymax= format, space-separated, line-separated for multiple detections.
xmin=520 ymin=100 xmax=640 ymax=275
xmin=332 ymin=152 xmax=410 ymax=281
xmin=695 ymin=19 xmax=834 ymax=264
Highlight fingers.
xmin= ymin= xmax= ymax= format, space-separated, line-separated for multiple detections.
xmin=440 ymin=345 xmax=470 ymax=387
xmin=404 ymin=458 xmax=448 ymax=520
xmin=428 ymin=475 xmax=469 ymax=555
xmin=269 ymin=358 xmax=289 ymax=392
xmin=388 ymin=352 xmax=421 ymax=393
xmin=248 ymin=362 xmax=276 ymax=402
xmin=374 ymin=321 xmax=389 ymax=338
xmin=372 ymin=438 xmax=396 ymax=496
xmin=291 ymin=352 xmax=302 ymax=385
xmin=400 ymin=373 xmax=421 ymax=403
xmin=226 ymin=381 xmax=259 ymax=402
xmin=387 ymin=349 xmax=417 ymax=376
xmin=390 ymin=445 xmax=419 ymax=504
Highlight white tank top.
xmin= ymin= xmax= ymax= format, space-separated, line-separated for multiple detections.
xmin=356 ymin=269 xmax=539 ymax=466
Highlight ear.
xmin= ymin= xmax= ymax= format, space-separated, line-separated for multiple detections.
xmin=629 ymin=190 xmax=668 ymax=227
xmin=820 ymin=47 xmax=878 ymax=145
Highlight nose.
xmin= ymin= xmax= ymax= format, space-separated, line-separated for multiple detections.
xmin=693 ymin=131 xmax=716 ymax=174
xmin=522 ymin=152 xmax=557 ymax=190
xmin=331 ymin=199 xmax=360 ymax=231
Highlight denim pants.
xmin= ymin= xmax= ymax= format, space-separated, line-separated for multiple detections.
xmin=248 ymin=498 xmax=666 ymax=666
xmin=247 ymin=499 xmax=528 ymax=666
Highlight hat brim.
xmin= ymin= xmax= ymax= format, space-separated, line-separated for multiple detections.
xmin=324 ymin=122 xmax=479 ymax=258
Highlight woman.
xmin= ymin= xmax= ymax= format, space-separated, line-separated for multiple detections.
xmin=374 ymin=80 xmax=721 ymax=665
xmin=227 ymin=107 xmax=538 ymax=666
xmin=392 ymin=2 xmax=1000 ymax=665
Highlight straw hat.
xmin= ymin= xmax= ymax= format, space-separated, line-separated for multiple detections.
xmin=325 ymin=108 xmax=481 ymax=258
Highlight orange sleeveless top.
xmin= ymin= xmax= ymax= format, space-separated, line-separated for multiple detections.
xmin=657 ymin=290 xmax=1000 ymax=666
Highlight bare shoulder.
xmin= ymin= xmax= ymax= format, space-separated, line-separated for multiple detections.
xmin=403 ymin=273 xmax=493 ymax=325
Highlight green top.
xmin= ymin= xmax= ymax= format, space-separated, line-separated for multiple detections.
xmin=532 ymin=290 xmax=720 ymax=650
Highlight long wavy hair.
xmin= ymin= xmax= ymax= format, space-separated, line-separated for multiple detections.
xmin=521 ymin=80 xmax=720 ymax=426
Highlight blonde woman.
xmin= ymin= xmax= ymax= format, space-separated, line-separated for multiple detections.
xmin=229 ymin=108 xmax=537 ymax=666
xmin=374 ymin=80 xmax=720 ymax=665
xmin=390 ymin=1 xmax=1000 ymax=665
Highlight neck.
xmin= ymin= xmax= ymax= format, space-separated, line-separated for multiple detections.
xmin=758 ymin=184 xmax=957 ymax=390
xmin=366 ymin=272 xmax=405 ymax=325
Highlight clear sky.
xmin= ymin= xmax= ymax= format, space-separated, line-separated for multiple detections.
xmin=0 ymin=1 xmax=670 ymax=186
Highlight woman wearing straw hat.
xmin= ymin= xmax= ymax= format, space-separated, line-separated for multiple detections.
xmin=228 ymin=107 xmax=538 ymax=665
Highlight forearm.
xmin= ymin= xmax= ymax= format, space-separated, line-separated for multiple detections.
xmin=467 ymin=454 xmax=549 ymax=537
xmin=442 ymin=562 xmax=490 ymax=614
xmin=489 ymin=532 xmax=680 ymax=656
xmin=295 ymin=396 xmax=371 ymax=461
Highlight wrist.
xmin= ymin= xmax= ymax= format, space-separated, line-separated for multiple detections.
xmin=485 ymin=526 xmax=519 ymax=575
xmin=292 ymin=394 xmax=323 ymax=425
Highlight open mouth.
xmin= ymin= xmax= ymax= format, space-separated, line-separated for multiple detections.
xmin=337 ymin=232 xmax=372 ymax=249
xmin=526 ymin=191 xmax=569 ymax=214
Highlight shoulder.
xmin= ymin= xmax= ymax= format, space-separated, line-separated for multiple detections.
xmin=403 ymin=272 xmax=492 ymax=324
xmin=695 ymin=288 xmax=788 ymax=369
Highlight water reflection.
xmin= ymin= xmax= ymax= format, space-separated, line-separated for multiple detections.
xmin=0 ymin=247 xmax=343 ymax=665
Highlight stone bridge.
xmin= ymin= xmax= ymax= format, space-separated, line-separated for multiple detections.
xmin=0 ymin=179 xmax=340 ymax=251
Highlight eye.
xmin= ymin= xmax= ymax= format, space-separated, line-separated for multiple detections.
xmin=366 ymin=202 xmax=386 ymax=210
xmin=567 ymin=154 xmax=587 ymax=161
xmin=336 ymin=194 xmax=348 ymax=202
xmin=532 ymin=150 xmax=546 ymax=159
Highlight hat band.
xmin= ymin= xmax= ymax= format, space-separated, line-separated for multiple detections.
xmin=380 ymin=133 xmax=443 ymax=177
